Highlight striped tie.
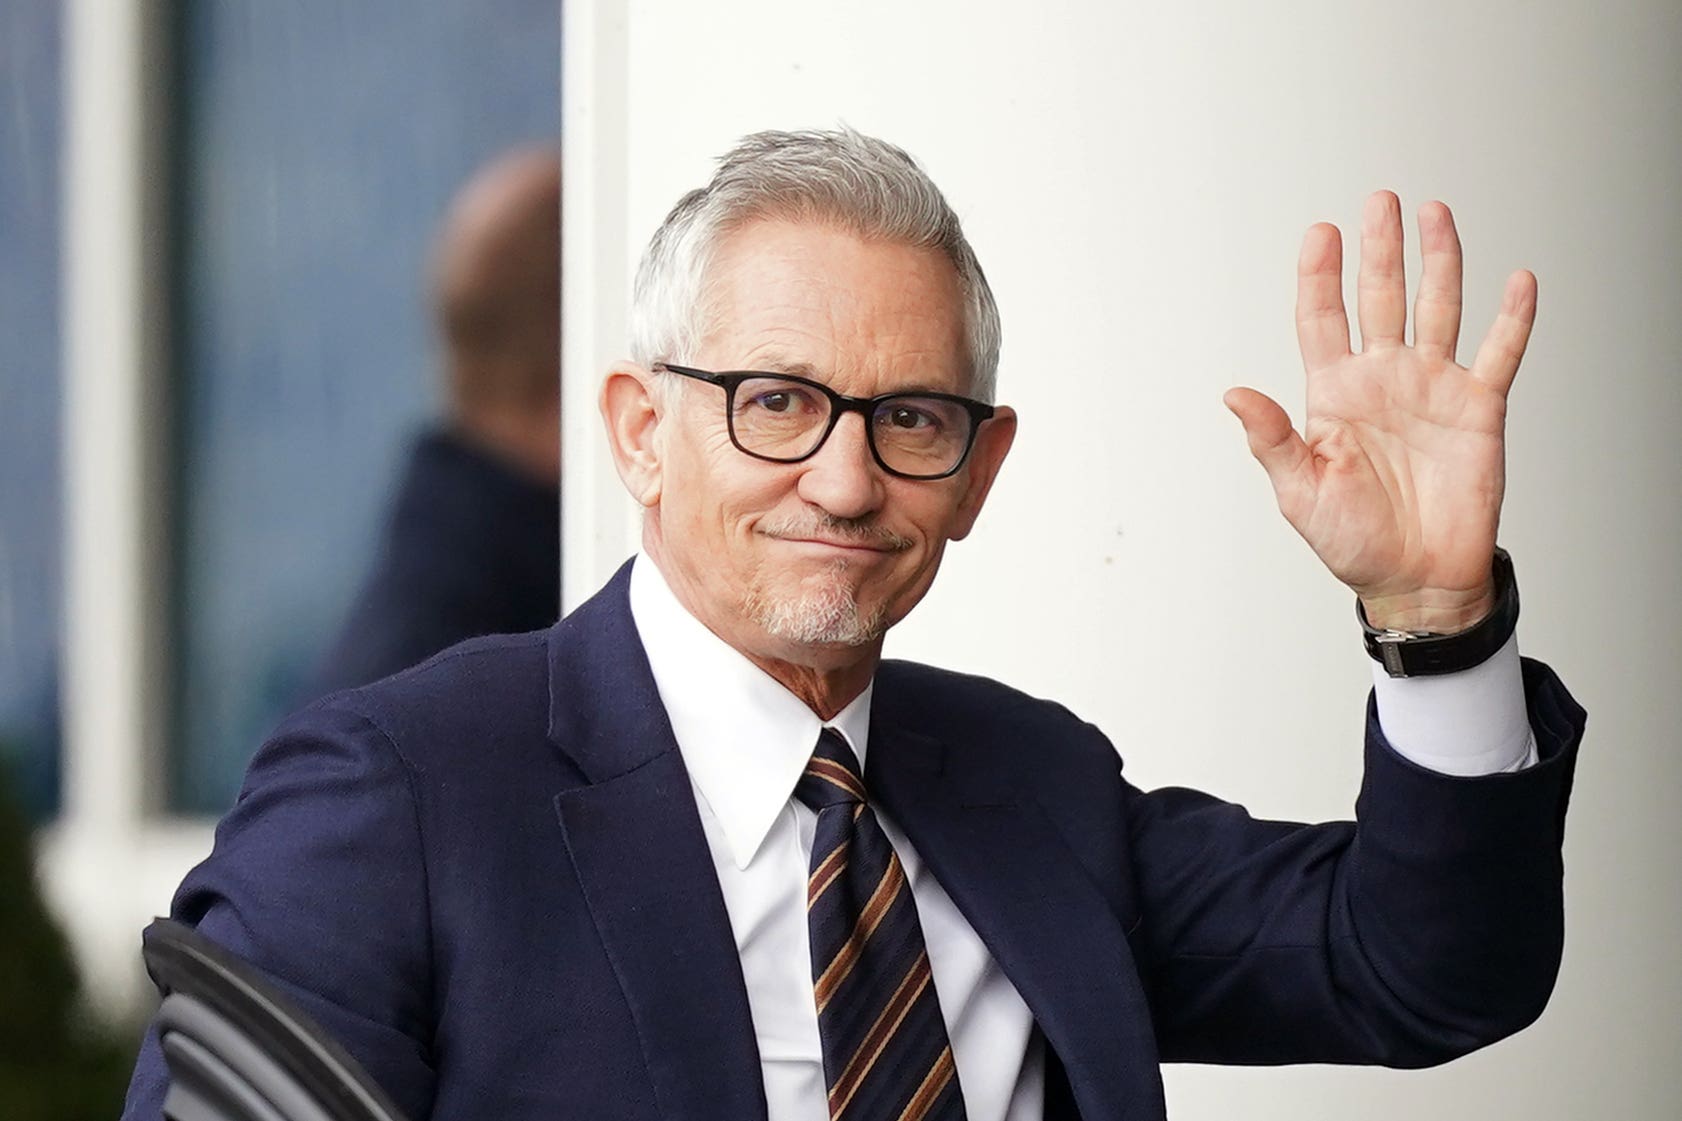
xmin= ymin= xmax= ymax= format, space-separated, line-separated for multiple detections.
xmin=794 ymin=728 xmax=968 ymax=1121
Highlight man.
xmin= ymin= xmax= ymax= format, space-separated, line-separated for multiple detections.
xmin=122 ymin=129 xmax=1583 ymax=1121
xmin=306 ymin=147 xmax=562 ymax=698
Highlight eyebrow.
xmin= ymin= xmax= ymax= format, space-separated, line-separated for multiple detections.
xmin=741 ymin=354 xmax=822 ymax=379
xmin=733 ymin=353 xmax=954 ymax=397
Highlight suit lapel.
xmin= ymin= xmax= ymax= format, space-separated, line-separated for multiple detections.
xmin=868 ymin=717 xmax=1166 ymax=1121
xmin=547 ymin=566 xmax=768 ymax=1121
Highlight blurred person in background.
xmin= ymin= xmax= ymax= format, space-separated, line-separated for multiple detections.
xmin=305 ymin=147 xmax=562 ymax=698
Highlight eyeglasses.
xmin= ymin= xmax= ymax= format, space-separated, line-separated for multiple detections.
xmin=655 ymin=363 xmax=996 ymax=481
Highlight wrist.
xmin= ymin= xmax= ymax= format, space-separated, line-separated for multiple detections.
xmin=1358 ymin=549 xmax=1519 ymax=678
xmin=1358 ymin=583 xmax=1497 ymax=635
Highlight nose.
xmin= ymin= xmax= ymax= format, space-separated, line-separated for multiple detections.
xmin=795 ymin=412 xmax=886 ymax=520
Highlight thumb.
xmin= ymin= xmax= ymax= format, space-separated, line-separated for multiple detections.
xmin=1223 ymin=387 xmax=1316 ymax=520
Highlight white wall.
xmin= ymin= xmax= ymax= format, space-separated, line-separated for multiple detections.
xmin=563 ymin=1 xmax=1682 ymax=1117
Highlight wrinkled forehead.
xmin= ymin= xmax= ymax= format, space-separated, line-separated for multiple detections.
xmin=694 ymin=218 xmax=971 ymax=395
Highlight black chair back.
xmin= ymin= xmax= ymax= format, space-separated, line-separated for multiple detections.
xmin=143 ymin=920 xmax=410 ymax=1121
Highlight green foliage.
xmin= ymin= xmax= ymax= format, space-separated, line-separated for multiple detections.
xmin=0 ymin=757 xmax=139 ymax=1119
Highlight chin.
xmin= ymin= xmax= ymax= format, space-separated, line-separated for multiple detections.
xmin=743 ymin=568 xmax=888 ymax=648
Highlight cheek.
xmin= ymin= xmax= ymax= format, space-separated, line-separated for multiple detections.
xmin=870 ymin=489 xmax=965 ymax=592
xmin=895 ymin=485 xmax=968 ymax=549
xmin=665 ymin=438 xmax=790 ymax=548
xmin=696 ymin=419 xmax=739 ymax=459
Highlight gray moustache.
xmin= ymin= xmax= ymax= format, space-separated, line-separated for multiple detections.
xmin=760 ymin=516 xmax=914 ymax=553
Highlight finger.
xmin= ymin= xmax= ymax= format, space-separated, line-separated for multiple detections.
xmin=1412 ymin=201 xmax=1463 ymax=363
xmin=1295 ymin=223 xmax=1351 ymax=373
xmin=1223 ymin=387 xmax=1316 ymax=523
xmin=1468 ymin=269 xmax=1538 ymax=393
xmin=1357 ymin=190 xmax=1407 ymax=349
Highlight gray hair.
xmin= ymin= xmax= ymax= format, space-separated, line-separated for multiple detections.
xmin=628 ymin=128 xmax=1001 ymax=402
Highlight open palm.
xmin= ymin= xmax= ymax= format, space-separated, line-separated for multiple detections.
xmin=1226 ymin=192 xmax=1537 ymax=633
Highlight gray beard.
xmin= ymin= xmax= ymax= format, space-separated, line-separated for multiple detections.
xmin=742 ymin=561 xmax=887 ymax=647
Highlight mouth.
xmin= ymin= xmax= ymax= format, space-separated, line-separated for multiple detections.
xmin=757 ymin=516 xmax=914 ymax=556
xmin=769 ymin=535 xmax=898 ymax=556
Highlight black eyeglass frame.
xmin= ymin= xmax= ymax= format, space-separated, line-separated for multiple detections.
xmin=655 ymin=362 xmax=997 ymax=481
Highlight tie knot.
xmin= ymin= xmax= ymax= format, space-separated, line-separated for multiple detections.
xmin=794 ymin=728 xmax=867 ymax=811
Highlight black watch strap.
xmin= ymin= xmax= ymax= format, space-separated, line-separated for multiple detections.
xmin=1357 ymin=548 xmax=1519 ymax=678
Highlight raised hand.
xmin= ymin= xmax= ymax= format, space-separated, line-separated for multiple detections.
xmin=1224 ymin=192 xmax=1537 ymax=633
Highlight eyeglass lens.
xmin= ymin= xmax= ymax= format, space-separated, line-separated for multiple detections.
xmin=730 ymin=376 xmax=974 ymax=476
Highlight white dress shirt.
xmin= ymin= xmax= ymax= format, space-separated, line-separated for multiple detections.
xmin=626 ymin=555 xmax=1535 ymax=1121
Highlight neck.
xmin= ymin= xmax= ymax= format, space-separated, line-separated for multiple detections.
xmin=449 ymin=401 xmax=560 ymax=487
xmin=743 ymin=648 xmax=878 ymax=722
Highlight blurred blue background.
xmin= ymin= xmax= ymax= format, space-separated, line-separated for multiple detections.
xmin=0 ymin=0 xmax=64 ymax=819
xmin=0 ymin=1 xmax=561 ymax=819
xmin=169 ymin=0 xmax=561 ymax=811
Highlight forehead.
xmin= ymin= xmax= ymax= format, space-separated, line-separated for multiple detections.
xmin=696 ymin=219 xmax=970 ymax=393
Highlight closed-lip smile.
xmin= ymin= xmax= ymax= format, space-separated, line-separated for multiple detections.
xmin=768 ymin=534 xmax=898 ymax=555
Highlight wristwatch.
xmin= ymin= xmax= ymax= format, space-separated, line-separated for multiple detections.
xmin=1357 ymin=548 xmax=1519 ymax=678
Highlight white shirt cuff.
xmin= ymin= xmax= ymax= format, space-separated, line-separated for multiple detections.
xmin=1370 ymin=633 xmax=1538 ymax=776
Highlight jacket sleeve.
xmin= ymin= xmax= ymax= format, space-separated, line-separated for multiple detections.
xmin=120 ymin=702 xmax=439 ymax=1121
xmin=1128 ymin=657 xmax=1584 ymax=1067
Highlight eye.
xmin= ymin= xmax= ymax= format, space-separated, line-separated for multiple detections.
xmin=743 ymin=383 xmax=822 ymax=414
xmin=882 ymin=404 xmax=939 ymax=431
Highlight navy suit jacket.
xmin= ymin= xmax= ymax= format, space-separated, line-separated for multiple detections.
xmin=123 ymin=563 xmax=1585 ymax=1121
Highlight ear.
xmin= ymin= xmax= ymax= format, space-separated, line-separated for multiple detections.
xmin=948 ymin=405 xmax=1016 ymax=541
xmin=599 ymin=362 xmax=664 ymax=507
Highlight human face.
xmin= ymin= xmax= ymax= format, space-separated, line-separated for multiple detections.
xmin=643 ymin=219 xmax=1014 ymax=669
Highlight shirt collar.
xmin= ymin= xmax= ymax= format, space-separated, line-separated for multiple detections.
xmin=628 ymin=554 xmax=873 ymax=869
